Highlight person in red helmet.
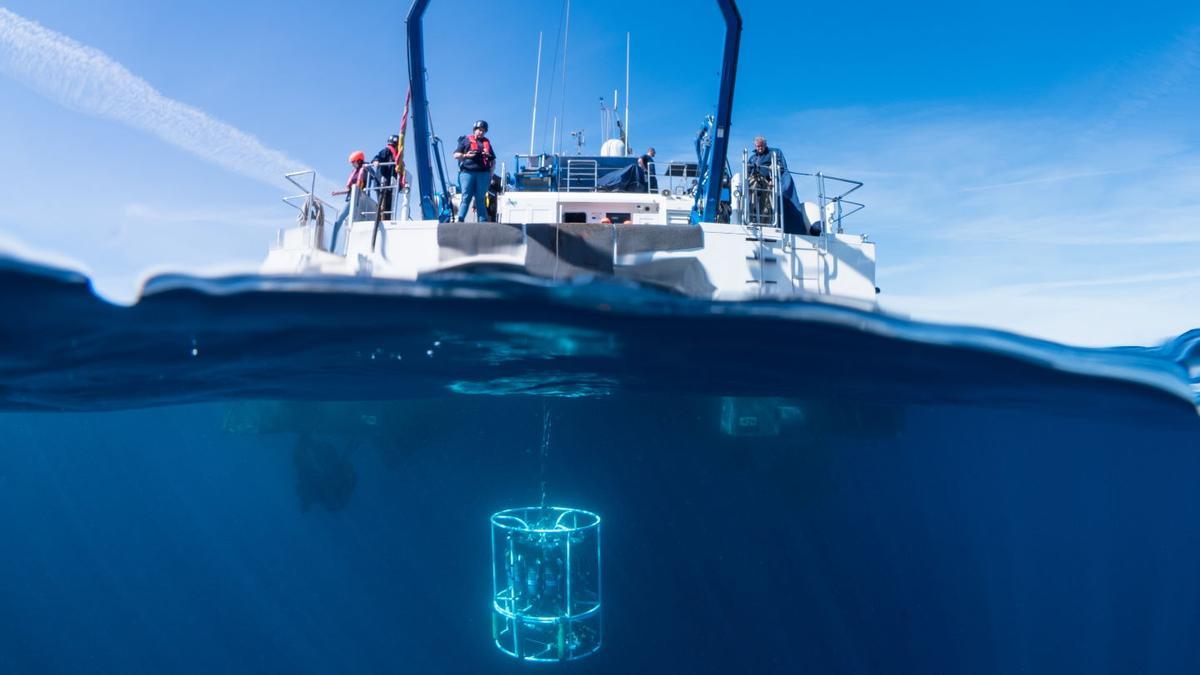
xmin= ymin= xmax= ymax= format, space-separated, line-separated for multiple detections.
xmin=330 ymin=151 xmax=367 ymax=253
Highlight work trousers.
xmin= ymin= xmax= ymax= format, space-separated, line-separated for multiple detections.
xmin=457 ymin=170 xmax=492 ymax=222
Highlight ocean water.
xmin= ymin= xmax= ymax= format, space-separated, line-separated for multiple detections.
xmin=2 ymin=257 xmax=1199 ymax=674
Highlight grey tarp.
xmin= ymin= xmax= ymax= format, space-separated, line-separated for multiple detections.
xmin=596 ymin=164 xmax=640 ymax=192
xmin=524 ymin=223 xmax=615 ymax=278
xmin=437 ymin=222 xmax=525 ymax=261
xmin=431 ymin=222 xmax=715 ymax=296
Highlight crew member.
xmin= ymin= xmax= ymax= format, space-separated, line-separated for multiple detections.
xmin=748 ymin=136 xmax=787 ymax=177
xmin=453 ymin=120 xmax=496 ymax=222
xmin=637 ymin=147 xmax=657 ymax=191
xmin=486 ymin=174 xmax=502 ymax=222
xmin=330 ymin=150 xmax=367 ymax=252
xmin=371 ymin=134 xmax=401 ymax=218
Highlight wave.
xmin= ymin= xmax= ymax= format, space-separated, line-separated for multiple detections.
xmin=2 ymin=254 xmax=1197 ymax=415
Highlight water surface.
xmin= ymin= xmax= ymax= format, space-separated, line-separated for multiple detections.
xmin=2 ymin=258 xmax=1198 ymax=674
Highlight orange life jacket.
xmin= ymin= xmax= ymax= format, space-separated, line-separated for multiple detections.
xmin=467 ymin=136 xmax=493 ymax=169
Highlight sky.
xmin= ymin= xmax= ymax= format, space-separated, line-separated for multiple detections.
xmin=1 ymin=0 xmax=1198 ymax=346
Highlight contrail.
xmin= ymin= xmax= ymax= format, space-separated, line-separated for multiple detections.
xmin=0 ymin=8 xmax=331 ymax=193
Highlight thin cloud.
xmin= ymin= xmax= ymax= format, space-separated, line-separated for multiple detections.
xmin=881 ymin=290 xmax=1200 ymax=348
xmin=959 ymin=166 xmax=1154 ymax=193
xmin=122 ymin=203 xmax=284 ymax=229
xmin=0 ymin=9 xmax=331 ymax=193
xmin=989 ymin=269 xmax=1200 ymax=294
xmin=1101 ymin=26 xmax=1200 ymax=129
xmin=747 ymin=31 xmax=1200 ymax=345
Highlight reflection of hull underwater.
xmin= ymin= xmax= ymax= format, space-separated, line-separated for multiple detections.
xmin=263 ymin=219 xmax=878 ymax=303
xmin=720 ymin=396 xmax=906 ymax=440
xmin=225 ymin=396 xmax=904 ymax=449
xmin=292 ymin=436 xmax=357 ymax=512
xmin=222 ymin=397 xmax=905 ymax=512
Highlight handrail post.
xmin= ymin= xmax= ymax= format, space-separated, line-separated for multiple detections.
xmin=772 ymin=152 xmax=781 ymax=229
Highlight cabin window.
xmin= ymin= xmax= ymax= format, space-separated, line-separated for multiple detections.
xmin=605 ymin=213 xmax=631 ymax=224
xmin=562 ymin=212 xmax=588 ymax=224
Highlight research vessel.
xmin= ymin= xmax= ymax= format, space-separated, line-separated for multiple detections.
xmin=262 ymin=0 xmax=878 ymax=304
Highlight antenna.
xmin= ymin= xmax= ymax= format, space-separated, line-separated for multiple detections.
xmin=612 ymin=89 xmax=619 ymax=141
xmin=551 ymin=117 xmax=558 ymax=154
xmin=570 ymin=130 xmax=585 ymax=155
xmin=598 ymin=97 xmax=606 ymax=141
xmin=529 ymin=32 xmax=543 ymax=156
xmin=624 ymin=32 xmax=631 ymax=155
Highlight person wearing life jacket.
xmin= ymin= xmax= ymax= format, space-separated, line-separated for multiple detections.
xmin=453 ymin=120 xmax=496 ymax=222
xmin=330 ymin=150 xmax=367 ymax=253
xmin=371 ymin=134 xmax=401 ymax=219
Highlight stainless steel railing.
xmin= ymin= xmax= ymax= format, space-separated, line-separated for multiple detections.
xmin=640 ymin=161 xmax=699 ymax=196
xmin=740 ymin=149 xmax=783 ymax=230
xmin=564 ymin=159 xmax=599 ymax=191
xmin=281 ymin=170 xmax=340 ymax=250
xmin=735 ymin=149 xmax=866 ymax=234
xmin=359 ymin=161 xmax=405 ymax=221
xmin=279 ymin=160 xmax=412 ymax=253
xmin=792 ymin=171 xmax=864 ymax=234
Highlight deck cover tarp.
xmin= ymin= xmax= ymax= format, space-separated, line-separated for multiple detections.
xmin=524 ymin=223 xmax=615 ymax=278
xmin=433 ymin=222 xmax=715 ymax=296
xmin=596 ymin=164 xmax=640 ymax=192
xmin=437 ymin=222 xmax=525 ymax=261
xmin=778 ymin=170 xmax=816 ymax=235
xmin=614 ymin=225 xmax=704 ymax=255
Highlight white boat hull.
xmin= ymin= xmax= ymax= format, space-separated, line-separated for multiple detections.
xmin=263 ymin=218 xmax=877 ymax=303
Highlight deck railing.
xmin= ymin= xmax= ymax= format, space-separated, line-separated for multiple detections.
xmin=793 ymin=171 xmax=864 ymax=234
xmin=281 ymin=170 xmax=340 ymax=250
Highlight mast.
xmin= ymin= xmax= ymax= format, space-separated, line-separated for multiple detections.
xmin=529 ymin=32 xmax=543 ymax=156
xmin=624 ymin=33 xmax=630 ymax=155
xmin=613 ymin=90 xmax=619 ymax=143
xmin=557 ymin=0 xmax=571 ymax=156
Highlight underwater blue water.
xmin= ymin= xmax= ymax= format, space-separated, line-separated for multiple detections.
xmin=1 ymin=256 xmax=1199 ymax=674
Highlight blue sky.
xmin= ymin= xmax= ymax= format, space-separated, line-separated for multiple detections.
xmin=1 ymin=0 xmax=1198 ymax=346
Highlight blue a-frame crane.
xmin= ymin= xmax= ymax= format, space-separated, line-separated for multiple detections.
xmin=404 ymin=0 xmax=742 ymax=223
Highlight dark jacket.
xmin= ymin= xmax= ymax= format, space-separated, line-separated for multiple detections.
xmin=748 ymin=147 xmax=787 ymax=176
xmin=637 ymin=154 xmax=657 ymax=190
xmin=455 ymin=135 xmax=496 ymax=173
xmin=373 ymin=145 xmax=398 ymax=181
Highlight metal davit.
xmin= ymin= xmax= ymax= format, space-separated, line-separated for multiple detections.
xmin=491 ymin=506 xmax=602 ymax=662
